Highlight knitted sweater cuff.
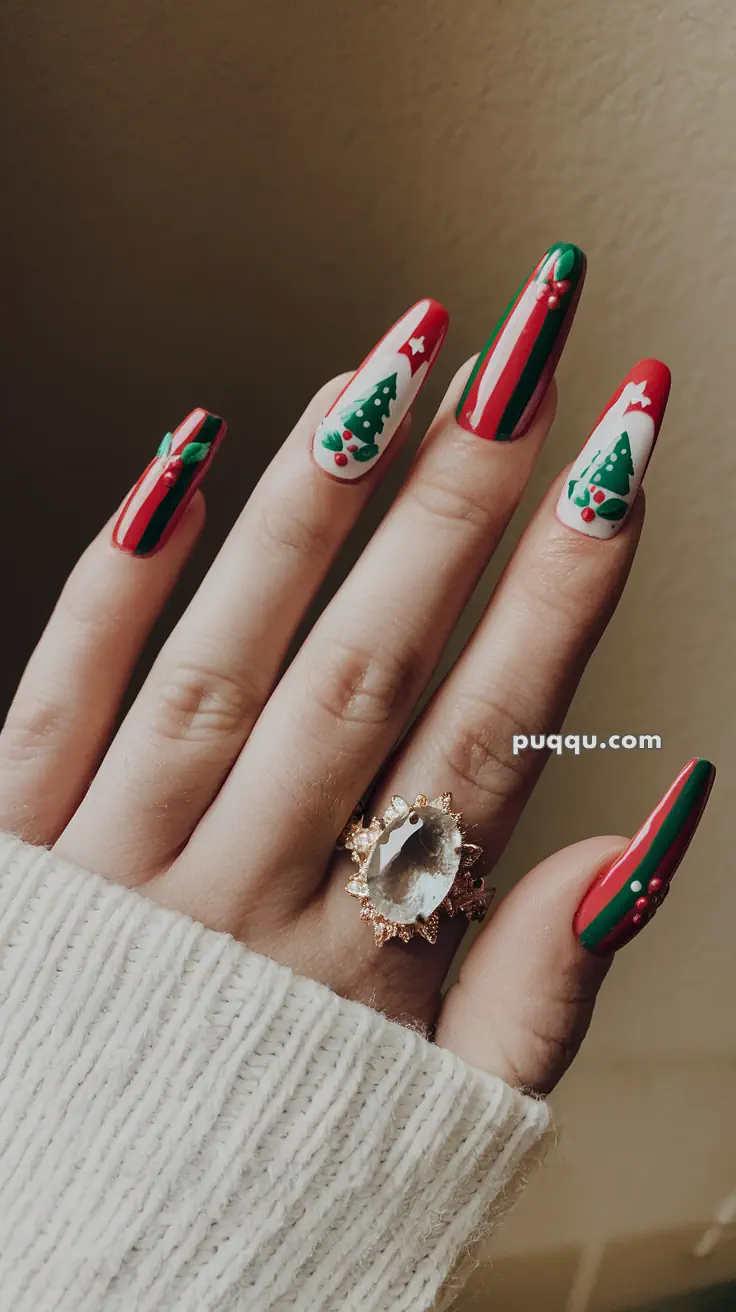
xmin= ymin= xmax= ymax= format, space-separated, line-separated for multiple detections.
xmin=0 ymin=833 xmax=550 ymax=1312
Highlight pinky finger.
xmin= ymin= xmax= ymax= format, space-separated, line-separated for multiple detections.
xmin=0 ymin=412 xmax=218 ymax=843
xmin=436 ymin=758 xmax=714 ymax=1094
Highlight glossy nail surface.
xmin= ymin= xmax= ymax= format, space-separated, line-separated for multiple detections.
xmin=312 ymin=299 xmax=448 ymax=481
xmin=113 ymin=409 xmax=226 ymax=557
xmin=456 ymin=242 xmax=586 ymax=442
xmin=574 ymin=758 xmax=715 ymax=955
xmin=557 ymin=359 xmax=670 ymax=539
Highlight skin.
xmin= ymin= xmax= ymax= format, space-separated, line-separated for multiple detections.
xmin=0 ymin=358 xmax=644 ymax=1097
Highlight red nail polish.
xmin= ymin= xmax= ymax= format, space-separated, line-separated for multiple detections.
xmin=312 ymin=299 xmax=448 ymax=481
xmin=456 ymin=243 xmax=586 ymax=442
xmin=574 ymin=758 xmax=715 ymax=954
xmin=557 ymin=359 xmax=671 ymax=539
xmin=113 ymin=409 xmax=226 ymax=557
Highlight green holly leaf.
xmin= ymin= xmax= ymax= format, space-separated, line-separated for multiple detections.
xmin=180 ymin=441 xmax=211 ymax=465
xmin=157 ymin=431 xmax=173 ymax=458
xmin=572 ymin=484 xmax=590 ymax=507
xmin=554 ymin=246 xmax=576 ymax=281
xmin=321 ymin=430 xmax=344 ymax=452
xmin=567 ymin=479 xmax=576 ymax=500
xmin=352 ymin=443 xmax=380 ymax=462
xmin=597 ymin=498 xmax=628 ymax=520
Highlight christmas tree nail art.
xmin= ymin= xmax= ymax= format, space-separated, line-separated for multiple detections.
xmin=574 ymin=758 xmax=715 ymax=955
xmin=557 ymin=359 xmax=671 ymax=539
xmin=456 ymin=242 xmax=586 ymax=442
xmin=113 ymin=408 xmax=226 ymax=556
xmin=312 ymin=299 xmax=449 ymax=481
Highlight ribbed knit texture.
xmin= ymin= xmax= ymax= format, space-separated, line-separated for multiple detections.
xmin=0 ymin=832 xmax=550 ymax=1311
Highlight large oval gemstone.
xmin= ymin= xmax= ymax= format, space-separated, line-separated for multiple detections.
xmin=365 ymin=805 xmax=463 ymax=925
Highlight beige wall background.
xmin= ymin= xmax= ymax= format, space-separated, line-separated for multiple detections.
xmin=2 ymin=2 xmax=735 ymax=1308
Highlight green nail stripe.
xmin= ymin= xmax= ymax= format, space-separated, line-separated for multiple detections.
xmin=457 ymin=287 xmax=520 ymax=416
xmin=457 ymin=242 xmax=585 ymax=441
xmin=578 ymin=760 xmax=713 ymax=951
xmin=502 ymin=244 xmax=584 ymax=438
xmin=134 ymin=413 xmax=222 ymax=557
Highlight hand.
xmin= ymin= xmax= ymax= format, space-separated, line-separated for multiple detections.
xmin=0 ymin=269 xmax=706 ymax=1097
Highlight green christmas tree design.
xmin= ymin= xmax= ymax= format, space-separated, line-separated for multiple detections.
xmin=568 ymin=430 xmax=635 ymax=522
xmin=589 ymin=431 xmax=634 ymax=497
xmin=321 ymin=373 xmax=398 ymax=462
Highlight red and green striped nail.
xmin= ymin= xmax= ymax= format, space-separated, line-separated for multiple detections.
xmin=113 ymin=408 xmax=226 ymax=557
xmin=574 ymin=758 xmax=715 ymax=955
xmin=456 ymin=241 xmax=586 ymax=442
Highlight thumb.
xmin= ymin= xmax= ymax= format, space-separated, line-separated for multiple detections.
xmin=436 ymin=758 xmax=714 ymax=1095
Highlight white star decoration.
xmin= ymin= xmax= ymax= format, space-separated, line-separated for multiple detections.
xmin=623 ymin=380 xmax=651 ymax=410
xmin=408 ymin=336 xmax=425 ymax=355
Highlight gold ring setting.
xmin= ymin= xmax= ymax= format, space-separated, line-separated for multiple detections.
xmin=342 ymin=793 xmax=493 ymax=946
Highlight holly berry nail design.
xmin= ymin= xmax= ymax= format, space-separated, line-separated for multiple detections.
xmin=557 ymin=359 xmax=671 ymax=539
xmin=574 ymin=758 xmax=715 ymax=955
xmin=456 ymin=242 xmax=586 ymax=442
xmin=312 ymin=299 xmax=449 ymax=480
xmin=113 ymin=408 xmax=226 ymax=556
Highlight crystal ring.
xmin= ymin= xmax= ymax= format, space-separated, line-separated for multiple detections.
xmin=341 ymin=793 xmax=493 ymax=946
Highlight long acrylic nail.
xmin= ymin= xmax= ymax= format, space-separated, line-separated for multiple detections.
xmin=574 ymin=758 xmax=715 ymax=955
xmin=456 ymin=242 xmax=586 ymax=442
xmin=557 ymin=359 xmax=671 ymax=539
xmin=312 ymin=299 xmax=449 ymax=481
xmin=113 ymin=408 xmax=226 ymax=556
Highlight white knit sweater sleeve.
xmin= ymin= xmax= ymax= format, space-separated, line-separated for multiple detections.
xmin=0 ymin=832 xmax=550 ymax=1312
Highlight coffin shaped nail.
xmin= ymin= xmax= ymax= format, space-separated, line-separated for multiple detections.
xmin=312 ymin=299 xmax=449 ymax=481
xmin=574 ymin=758 xmax=715 ymax=955
xmin=557 ymin=359 xmax=671 ymax=539
xmin=456 ymin=242 xmax=586 ymax=442
xmin=113 ymin=408 xmax=226 ymax=556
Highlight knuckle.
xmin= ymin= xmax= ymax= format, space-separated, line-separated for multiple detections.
xmin=441 ymin=694 xmax=535 ymax=805
xmin=406 ymin=469 xmax=495 ymax=532
xmin=522 ymin=536 xmax=613 ymax=629
xmin=306 ymin=639 xmax=422 ymax=728
xmin=152 ymin=661 xmax=262 ymax=745
xmin=522 ymin=1016 xmax=582 ymax=1086
xmin=0 ymin=695 xmax=71 ymax=765
xmin=256 ymin=502 xmax=332 ymax=570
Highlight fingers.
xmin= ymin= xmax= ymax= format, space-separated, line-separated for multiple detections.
xmin=161 ymin=243 xmax=587 ymax=926
xmin=308 ymin=358 xmax=664 ymax=1020
xmin=58 ymin=302 xmax=447 ymax=882
xmin=436 ymin=837 xmax=619 ymax=1094
xmin=0 ymin=494 xmax=205 ymax=844
xmin=436 ymin=757 xmax=715 ymax=1093
xmin=168 ymin=367 xmax=560 ymax=928
xmin=378 ymin=359 xmax=671 ymax=869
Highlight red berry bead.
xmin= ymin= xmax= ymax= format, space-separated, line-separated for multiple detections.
xmin=552 ymin=279 xmax=570 ymax=295
xmin=334 ymin=452 xmax=348 ymax=467
xmin=593 ymin=489 xmax=605 ymax=504
xmin=547 ymin=294 xmax=560 ymax=309
xmin=163 ymin=470 xmax=178 ymax=487
xmin=347 ymin=445 xmax=358 ymax=453
xmin=581 ymin=506 xmax=596 ymax=523
xmin=342 ymin=430 xmax=353 ymax=441
xmin=632 ymin=913 xmax=643 ymax=926
xmin=635 ymin=896 xmax=649 ymax=911
xmin=648 ymin=877 xmax=664 ymax=893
